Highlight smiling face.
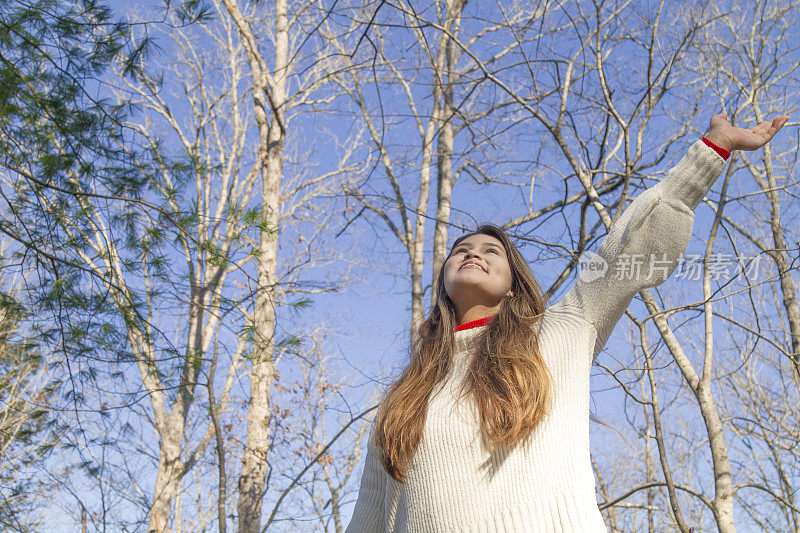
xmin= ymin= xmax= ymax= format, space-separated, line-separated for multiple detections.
xmin=443 ymin=233 xmax=514 ymax=323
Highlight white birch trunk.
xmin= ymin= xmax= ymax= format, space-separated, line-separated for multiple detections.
xmin=228 ymin=0 xmax=288 ymax=529
xmin=431 ymin=0 xmax=463 ymax=289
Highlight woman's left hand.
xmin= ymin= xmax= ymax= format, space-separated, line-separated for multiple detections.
xmin=704 ymin=113 xmax=789 ymax=153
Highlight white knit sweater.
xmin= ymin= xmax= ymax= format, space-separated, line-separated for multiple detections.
xmin=346 ymin=140 xmax=726 ymax=532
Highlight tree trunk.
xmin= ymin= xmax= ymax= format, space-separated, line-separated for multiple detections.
xmin=752 ymin=108 xmax=800 ymax=381
xmin=235 ymin=0 xmax=288 ymax=530
xmin=431 ymin=0 xmax=463 ymax=291
xmin=696 ymin=382 xmax=736 ymax=532
xmin=148 ymin=417 xmax=185 ymax=532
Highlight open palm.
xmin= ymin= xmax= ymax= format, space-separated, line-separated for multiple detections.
xmin=705 ymin=113 xmax=789 ymax=152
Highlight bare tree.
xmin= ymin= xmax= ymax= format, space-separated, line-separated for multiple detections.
xmin=255 ymin=329 xmax=377 ymax=532
xmin=210 ymin=0 xmax=371 ymax=530
xmin=8 ymin=0 xmax=364 ymax=529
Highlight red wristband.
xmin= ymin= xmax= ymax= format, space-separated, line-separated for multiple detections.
xmin=702 ymin=137 xmax=731 ymax=161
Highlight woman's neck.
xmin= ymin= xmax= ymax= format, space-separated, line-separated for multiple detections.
xmin=456 ymin=303 xmax=501 ymax=326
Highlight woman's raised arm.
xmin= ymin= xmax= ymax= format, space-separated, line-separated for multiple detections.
xmin=551 ymin=114 xmax=789 ymax=362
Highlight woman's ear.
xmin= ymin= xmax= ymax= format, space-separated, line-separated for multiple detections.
xmin=506 ymin=290 xmax=514 ymax=298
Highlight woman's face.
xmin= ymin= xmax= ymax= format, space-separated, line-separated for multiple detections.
xmin=443 ymin=234 xmax=514 ymax=312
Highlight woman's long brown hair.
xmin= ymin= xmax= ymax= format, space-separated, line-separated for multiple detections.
xmin=375 ymin=224 xmax=551 ymax=483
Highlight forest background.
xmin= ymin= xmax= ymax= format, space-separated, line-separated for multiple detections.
xmin=0 ymin=0 xmax=798 ymax=531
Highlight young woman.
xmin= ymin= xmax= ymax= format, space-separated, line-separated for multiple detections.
xmin=345 ymin=113 xmax=789 ymax=532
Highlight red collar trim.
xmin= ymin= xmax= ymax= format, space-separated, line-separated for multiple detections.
xmin=455 ymin=316 xmax=494 ymax=331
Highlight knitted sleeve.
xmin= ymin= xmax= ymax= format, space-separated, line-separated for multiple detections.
xmin=553 ymin=139 xmax=727 ymax=361
xmin=345 ymin=419 xmax=386 ymax=532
